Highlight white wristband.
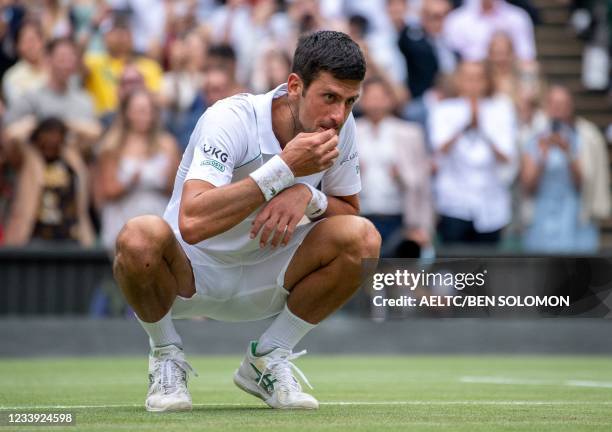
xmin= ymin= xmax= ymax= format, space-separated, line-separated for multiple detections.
xmin=250 ymin=155 xmax=295 ymax=201
xmin=301 ymin=182 xmax=328 ymax=218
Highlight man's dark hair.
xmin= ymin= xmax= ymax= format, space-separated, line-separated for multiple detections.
xmin=208 ymin=44 xmax=236 ymax=62
xmin=46 ymin=36 xmax=75 ymax=55
xmin=30 ymin=117 xmax=68 ymax=143
xmin=292 ymin=30 xmax=366 ymax=90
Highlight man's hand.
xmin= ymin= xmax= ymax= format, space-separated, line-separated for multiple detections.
xmin=538 ymin=136 xmax=550 ymax=160
xmin=250 ymin=184 xmax=312 ymax=248
xmin=280 ymin=129 xmax=339 ymax=177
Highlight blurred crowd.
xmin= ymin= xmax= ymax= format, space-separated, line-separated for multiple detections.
xmin=0 ymin=0 xmax=610 ymax=257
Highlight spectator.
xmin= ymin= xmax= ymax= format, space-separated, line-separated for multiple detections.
xmin=160 ymin=32 xmax=206 ymax=151
xmin=2 ymin=20 xmax=48 ymax=107
xmin=71 ymin=0 xmax=110 ymax=55
xmin=4 ymin=117 xmax=94 ymax=246
xmin=397 ymin=0 xmax=457 ymax=131
xmin=429 ymin=61 xmax=517 ymax=245
xmin=39 ymin=0 xmax=74 ymax=40
xmin=444 ymin=0 xmax=536 ymax=62
xmin=486 ymin=31 xmax=543 ymax=103
xmin=521 ymin=85 xmax=610 ymax=253
xmin=206 ymin=44 xmax=247 ymax=96
xmin=96 ymin=89 xmax=180 ymax=252
xmin=203 ymin=67 xmax=237 ymax=106
xmin=83 ymin=14 xmax=163 ymax=118
xmin=250 ymin=48 xmax=291 ymax=94
xmin=162 ymin=0 xmax=201 ymax=67
xmin=0 ymin=1 xmax=27 ymax=86
xmin=486 ymin=31 xmax=522 ymax=101
xmin=356 ymin=77 xmax=433 ymax=256
xmin=0 ymin=130 xmax=22 ymax=245
xmin=99 ymin=63 xmax=146 ymax=129
xmin=397 ymin=0 xmax=456 ymax=100
xmin=109 ymin=0 xmax=166 ymax=59
xmin=4 ymin=37 xmax=101 ymax=151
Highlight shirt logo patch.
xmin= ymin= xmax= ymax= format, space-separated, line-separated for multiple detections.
xmin=340 ymin=151 xmax=358 ymax=165
xmin=201 ymin=159 xmax=226 ymax=172
xmin=202 ymin=142 xmax=229 ymax=162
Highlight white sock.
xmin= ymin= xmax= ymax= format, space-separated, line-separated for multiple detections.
xmin=257 ymin=304 xmax=317 ymax=354
xmin=137 ymin=310 xmax=183 ymax=350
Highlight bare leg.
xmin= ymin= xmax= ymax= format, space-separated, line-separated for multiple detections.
xmin=113 ymin=215 xmax=195 ymax=323
xmin=283 ymin=215 xmax=381 ymax=323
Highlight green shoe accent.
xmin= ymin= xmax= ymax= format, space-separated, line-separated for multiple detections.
xmin=251 ymin=340 xmax=274 ymax=357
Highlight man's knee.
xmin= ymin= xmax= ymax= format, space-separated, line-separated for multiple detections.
xmin=331 ymin=216 xmax=381 ymax=261
xmin=114 ymin=215 xmax=174 ymax=271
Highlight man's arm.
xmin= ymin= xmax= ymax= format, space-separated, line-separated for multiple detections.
xmin=179 ymin=129 xmax=339 ymax=245
xmin=317 ymin=193 xmax=359 ymax=218
xmin=179 ymin=178 xmax=265 ymax=245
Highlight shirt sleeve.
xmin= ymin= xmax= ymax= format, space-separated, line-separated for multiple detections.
xmin=2 ymin=91 xmax=35 ymax=125
xmin=185 ymin=104 xmax=246 ymax=187
xmin=321 ymin=113 xmax=362 ymax=196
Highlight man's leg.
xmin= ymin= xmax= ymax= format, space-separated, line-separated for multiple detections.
xmin=234 ymin=215 xmax=380 ymax=409
xmin=114 ymin=215 xmax=195 ymax=341
xmin=113 ymin=215 xmax=197 ymax=412
xmin=256 ymin=215 xmax=381 ymax=353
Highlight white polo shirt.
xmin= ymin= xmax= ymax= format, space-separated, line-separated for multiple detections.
xmin=163 ymin=84 xmax=361 ymax=265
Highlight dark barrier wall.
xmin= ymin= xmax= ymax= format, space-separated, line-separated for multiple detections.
xmin=0 ymin=246 xmax=113 ymax=315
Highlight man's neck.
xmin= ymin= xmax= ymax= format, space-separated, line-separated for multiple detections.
xmin=481 ymin=0 xmax=497 ymax=14
xmin=271 ymin=95 xmax=300 ymax=149
xmin=48 ymin=78 xmax=69 ymax=93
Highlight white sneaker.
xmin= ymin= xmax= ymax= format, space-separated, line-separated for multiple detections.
xmin=233 ymin=341 xmax=319 ymax=409
xmin=145 ymin=344 xmax=197 ymax=412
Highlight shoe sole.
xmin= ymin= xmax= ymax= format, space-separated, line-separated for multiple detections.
xmin=233 ymin=369 xmax=318 ymax=410
xmin=145 ymin=400 xmax=192 ymax=413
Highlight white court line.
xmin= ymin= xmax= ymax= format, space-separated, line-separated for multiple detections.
xmin=461 ymin=376 xmax=612 ymax=388
xmin=2 ymin=401 xmax=612 ymax=410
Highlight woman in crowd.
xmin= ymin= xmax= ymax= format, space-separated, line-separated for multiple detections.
xmin=521 ymin=85 xmax=610 ymax=253
xmin=96 ymin=89 xmax=180 ymax=252
xmin=428 ymin=61 xmax=517 ymax=245
xmin=5 ymin=117 xmax=94 ymax=246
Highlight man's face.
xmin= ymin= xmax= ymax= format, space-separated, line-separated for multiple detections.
xmin=546 ymin=87 xmax=574 ymax=123
xmin=205 ymin=69 xmax=232 ymax=105
xmin=36 ymin=129 xmax=64 ymax=161
xmin=105 ymin=26 xmax=132 ymax=56
xmin=50 ymin=43 xmax=77 ymax=82
xmin=360 ymin=82 xmax=394 ymax=122
xmin=422 ymin=0 xmax=450 ymax=36
xmin=291 ymin=71 xmax=361 ymax=133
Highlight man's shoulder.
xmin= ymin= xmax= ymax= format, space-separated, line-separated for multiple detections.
xmin=501 ymin=2 xmax=533 ymax=25
xmin=191 ymin=94 xmax=258 ymax=158
xmin=203 ymin=93 xmax=257 ymax=127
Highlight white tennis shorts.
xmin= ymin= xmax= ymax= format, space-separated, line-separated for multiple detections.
xmin=170 ymin=221 xmax=319 ymax=322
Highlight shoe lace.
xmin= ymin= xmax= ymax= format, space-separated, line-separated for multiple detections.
xmin=155 ymin=356 xmax=198 ymax=394
xmin=258 ymin=350 xmax=313 ymax=392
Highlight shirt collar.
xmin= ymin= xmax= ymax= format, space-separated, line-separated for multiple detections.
xmin=254 ymin=83 xmax=288 ymax=155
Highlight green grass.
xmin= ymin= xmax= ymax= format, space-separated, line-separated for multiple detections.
xmin=1 ymin=356 xmax=611 ymax=431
